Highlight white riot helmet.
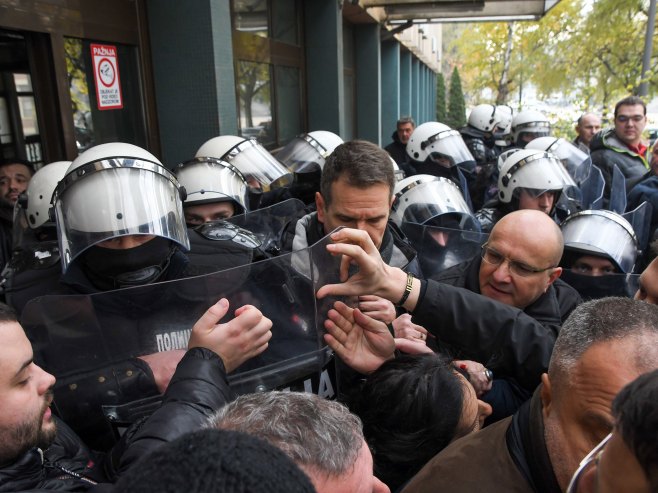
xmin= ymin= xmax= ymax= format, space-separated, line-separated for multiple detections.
xmin=276 ymin=131 xmax=343 ymax=173
xmin=406 ymin=122 xmax=475 ymax=168
xmin=468 ymin=104 xmax=500 ymax=133
xmin=498 ymin=149 xmax=576 ymax=207
xmin=53 ymin=142 xmax=189 ymax=272
xmin=13 ymin=160 xmax=70 ymax=248
xmin=560 ymin=210 xmax=638 ymax=273
xmin=195 ymin=135 xmax=292 ymax=191
xmin=525 ymin=137 xmax=592 ymax=184
xmin=391 ymin=174 xmax=478 ymax=231
xmin=511 ymin=109 xmax=550 ymax=146
xmin=174 ymin=157 xmax=249 ymax=214
xmin=389 ymin=156 xmax=405 ymax=182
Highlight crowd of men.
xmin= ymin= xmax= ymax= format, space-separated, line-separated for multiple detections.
xmin=0 ymin=94 xmax=657 ymax=493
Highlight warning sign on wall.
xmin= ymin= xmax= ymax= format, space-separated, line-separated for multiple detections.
xmin=91 ymin=44 xmax=123 ymax=110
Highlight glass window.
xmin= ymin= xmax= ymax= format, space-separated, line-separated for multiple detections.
xmin=17 ymin=96 xmax=38 ymax=136
xmin=271 ymin=0 xmax=298 ymax=45
xmin=236 ymin=60 xmax=274 ymax=147
xmin=0 ymin=98 xmax=12 ymax=144
xmin=64 ymin=37 xmax=147 ymax=152
xmin=275 ymin=66 xmax=301 ymax=145
xmin=233 ymin=0 xmax=268 ymax=38
xmin=13 ymin=73 xmax=32 ymax=92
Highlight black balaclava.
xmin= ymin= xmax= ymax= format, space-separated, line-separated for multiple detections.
xmin=79 ymin=236 xmax=175 ymax=290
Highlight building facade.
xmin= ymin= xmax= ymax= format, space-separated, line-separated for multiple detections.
xmin=0 ymin=0 xmax=439 ymax=168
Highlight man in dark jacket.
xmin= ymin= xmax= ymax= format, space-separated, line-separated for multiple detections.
xmin=384 ymin=116 xmax=415 ymax=177
xmin=0 ymin=158 xmax=34 ymax=271
xmin=432 ymin=210 xmax=581 ymax=418
xmin=590 ymin=96 xmax=650 ymax=194
xmin=401 ymin=297 xmax=658 ymax=493
xmin=0 ymin=298 xmax=272 ymax=491
xmin=280 ymin=139 xmax=419 ymax=275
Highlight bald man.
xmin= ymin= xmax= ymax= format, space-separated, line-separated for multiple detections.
xmin=574 ymin=112 xmax=602 ymax=152
xmin=430 ymin=210 xmax=580 ymax=419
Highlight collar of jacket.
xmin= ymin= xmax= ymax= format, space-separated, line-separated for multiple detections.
xmin=601 ymin=128 xmax=649 ymax=169
xmin=506 ymin=387 xmax=561 ymax=493
xmin=0 ymin=447 xmax=47 ymax=491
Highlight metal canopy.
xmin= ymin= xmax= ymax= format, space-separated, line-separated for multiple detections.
xmin=360 ymin=0 xmax=561 ymax=23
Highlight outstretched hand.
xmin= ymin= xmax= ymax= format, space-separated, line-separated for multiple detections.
xmin=188 ymin=298 xmax=273 ymax=373
xmin=323 ymin=300 xmax=395 ymax=374
xmin=316 ymin=229 xmax=399 ymax=300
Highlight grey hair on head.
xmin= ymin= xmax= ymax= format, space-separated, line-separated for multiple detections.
xmin=207 ymin=391 xmax=364 ymax=476
xmin=549 ymin=297 xmax=658 ymax=385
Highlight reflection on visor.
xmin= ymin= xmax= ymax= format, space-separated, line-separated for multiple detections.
xmin=225 ymin=139 xmax=293 ymax=191
xmin=55 ymin=162 xmax=189 ymax=271
xmin=276 ymin=136 xmax=325 ymax=173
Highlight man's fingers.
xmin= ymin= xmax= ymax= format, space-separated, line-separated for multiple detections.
xmin=193 ymin=298 xmax=230 ymax=333
xmin=324 ymin=319 xmax=349 ymax=345
xmin=395 ymin=338 xmax=433 ymax=354
xmin=323 ymin=333 xmax=349 ymax=361
xmin=353 ymin=308 xmax=385 ymax=333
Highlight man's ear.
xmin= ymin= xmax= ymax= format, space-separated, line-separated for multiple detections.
xmin=315 ymin=192 xmax=326 ymax=224
xmin=389 ymin=193 xmax=395 ymax=209
xmin=540 ymin=372 xmax=552 ymax=419
xmin=546 ymin=267 xmax=562 ymax=291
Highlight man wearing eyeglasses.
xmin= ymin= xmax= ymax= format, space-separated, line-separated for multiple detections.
xmin=590 ymin=96 xmax=650 ymax=195
xmin=432 ymin=209 xmax=580 ymax=419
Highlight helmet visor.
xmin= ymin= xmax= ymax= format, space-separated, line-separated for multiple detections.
xmin=276 ymin=136 xmax=325 ymax=173
xmin=176 ymin=158 xmax=248 ymax=212
xmin=225 ymin=139 xmax=293 ymax=191
xmin=549 ymin=140 xmax=592 ymax=184
xmin=427 ymin=130 xmax=476 ymax=168
xmin=391 ymin=176 xmax=474 ymax=227
xmin=55 ymin=160 xmax=189 ymax=271
xmin=561 ymin=211 xmax=638 ymax=273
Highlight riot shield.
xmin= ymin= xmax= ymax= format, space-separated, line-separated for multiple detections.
xmin=228 ymin=198 xmax=308 ymax=255
xmin=623 ymin=201 xmax=653 ymax=253
xmin=609 ymin=164 xmax=627 ymax=214
xmin=579 ymin=165 xmax=605 ymax=210
xmin=561 ymin=271 xmax=640 ymax=301
xmin=21 ymin=231 xmax=345 ymax=437
xmin=401 ymin=223 xmax=489 ymax=278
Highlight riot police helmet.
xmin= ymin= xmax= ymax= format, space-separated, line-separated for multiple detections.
xmin=53 ymin=142 xmax=189 ymax=272
xmin=196 ymin=135 xmax=292 ymax=191
xmin=511 ymin=109 xmax=551 ymax=146
xmin=406 ymin=122 xmax=475 ymax=169
xmin=276 ymin=130 xmax=344 ymax=174
xmin=560 ymin=209 xmax=638 ymax=274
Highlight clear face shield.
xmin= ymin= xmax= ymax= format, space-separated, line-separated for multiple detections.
xmin=502 ymin=152 xmax=578 ymax=204
xmin=223 ymin=139 xmax=293 ymax=191
xmin=175 ymin=158 xmax=249 ymax=213
xmin=517 ymin=121 xmax=551 ymax=144
xmin=391 ymin=175 xmax=476 ymax=229
xmin=560 ymin=210 xmax=638 ymax=273
xmin=426 ymin=130 xmax=476 ymax=169
xmin=545 ymin=138 xmax=592 ymax=184
xmin=275 ymin=135 xmax=326 ymax=173
xmin=54 ymin=159 xmax=190 ymax=272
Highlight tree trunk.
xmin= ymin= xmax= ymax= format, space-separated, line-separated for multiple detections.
xmin=496 ymin=22 xmax=514 ymax=104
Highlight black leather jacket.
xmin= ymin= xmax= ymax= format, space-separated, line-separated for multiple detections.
xmin=0 ymin=348 xmax=233 ymax=492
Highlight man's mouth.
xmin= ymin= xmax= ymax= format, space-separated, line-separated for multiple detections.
xmin=486 ymin=282 xmax=512 ymax=296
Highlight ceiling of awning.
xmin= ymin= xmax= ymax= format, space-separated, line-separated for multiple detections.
xmin=359 ymin=0 xmax=561 ymax=23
